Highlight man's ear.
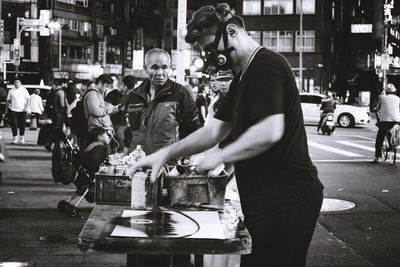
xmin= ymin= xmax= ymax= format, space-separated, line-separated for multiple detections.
xmin=225 ymin=24 xmax=238 ymax=37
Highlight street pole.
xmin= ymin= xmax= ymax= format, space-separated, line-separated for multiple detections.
xmin=176 ymin=0 xmax=187 ymax=85
xmin=299 ymin=0 xmax=303 ymax=92
xmin=59 ymin=28 xmax=62 ymax=70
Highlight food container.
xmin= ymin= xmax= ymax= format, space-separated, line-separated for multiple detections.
xmin=94 ymin=174 xmax=131 ymax=205
xmin=165 ymin=174 xmax=227 ymax=208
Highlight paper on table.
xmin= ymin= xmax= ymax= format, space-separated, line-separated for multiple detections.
xmin=181 ymin=211 xmax=225 ymax=239
xmin=111 ymin=210 xmax=225 ymax=239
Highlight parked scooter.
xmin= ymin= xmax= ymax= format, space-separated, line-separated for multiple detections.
xmin=320 ymin=112 xmax=335 ymax=135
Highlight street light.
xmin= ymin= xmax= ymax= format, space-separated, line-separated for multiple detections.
xmin=47 ymin=20 xmax=62 ymax=70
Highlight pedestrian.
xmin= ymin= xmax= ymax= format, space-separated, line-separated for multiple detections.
xmin=132 ymin=4 xmax=323 ymax=267
xmin=5 ymin=79 xmax=30 ymax=144
xmin=124 ymin=48 xmax=201 ymax=155
xmin=0 ymin=80 xmax=8 ymax=128
xmin=27 ymin=88 xmax=44 ymax=130
xmin=317 ymin=91 xmax=336 ymax=134
xmin=64 ymin=81 xmax=79 ymax=141
xmin=105 ymin=75 xmax=137 ymax=152
xmin=44 ymin=79 xmax=68 ymax=151
xmin=196 ymin=84 xmax=209 ymax=125
xmin=82 ymin=74 xmax=120 ymax=151
xmin=373 ymin=83 xmax=400 ymax=163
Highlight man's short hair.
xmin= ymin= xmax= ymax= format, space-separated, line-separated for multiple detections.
xmin=144 ymin=48 xmax=171 ymax=65
xmin=95 ymin=74 xmax=112 ymax=85
xmin=57 ymin=78 xmax=68 ymax=86
xmin=185 ymin=3 xmax=245 ymax=45
xmin=122 ymin=75 xmax=137 ymax=89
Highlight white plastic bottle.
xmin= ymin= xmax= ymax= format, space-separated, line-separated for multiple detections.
xmin=131 ymin=170 xmax=147 ymax=209
xmin=131 ymin=145 xmax=146 ymax=163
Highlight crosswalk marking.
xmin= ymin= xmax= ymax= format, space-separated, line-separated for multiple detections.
xmin=334 ymin=141 xmax=375 ymax=152
xmin=335 ymin=135 xmax=375 ymax=141
xmin=308 ymin=141 xmax=364 ymax=157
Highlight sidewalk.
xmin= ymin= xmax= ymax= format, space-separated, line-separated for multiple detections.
xmin=0 ymin=128 xmax=374 ymax=266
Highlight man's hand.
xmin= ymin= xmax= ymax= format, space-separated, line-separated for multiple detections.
xmin=195 ymin=151 xmax=223 ymax=172
xmin=130 ymin=147 xmax=170 ymax=183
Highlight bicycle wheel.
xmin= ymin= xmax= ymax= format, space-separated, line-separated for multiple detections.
xmin=382 ymin=136 xmax=389 ymax=160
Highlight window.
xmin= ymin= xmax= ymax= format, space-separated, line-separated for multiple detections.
xmin=248 ymin=31 xmax=261 ymax=44
xmin=264 ymin=0 xmax=293 ymax=15
xmin=243 ymin=0 xmax=261 ymax=15
xmin=295 ymin=30 xmax=315 ymax=52
xmin=296 ymin=0 xmax=315 ymax=14
xmin=57 ymin=0 xmax=76 ymax=4
xmin=96 ymin=24 xmax=104 ymax=39
xmin=263 ymin=31 xmax=293 ymax=52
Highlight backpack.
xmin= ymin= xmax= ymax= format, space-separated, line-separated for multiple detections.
xmin=70 ymin=89 xmax=95 ymax=138
xmin=51 ymin=139 xmax=76 ymax=185
xmin=44 ymin=88 xmax=58 ymax=118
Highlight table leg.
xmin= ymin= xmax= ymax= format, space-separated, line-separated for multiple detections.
xmin=194 ymin=255 xmax=204 ymax=267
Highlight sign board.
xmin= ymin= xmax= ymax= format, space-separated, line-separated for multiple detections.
xmin=351 ymin=24 xmax=373 ymax=33
xmin=0 ymin=20 xmax=4 ymax=47
xmin=381 ymin=53 xmax=391 ymax=70
xmin=104 ymin=64 xmax=122 ymax=74
xmin=18 ymin=18 xmax=45 ymax=27
xmin=13 ymin=39 xmax=20 ymax=66
xmin=98 ymin=41 xmax=106 ymax=67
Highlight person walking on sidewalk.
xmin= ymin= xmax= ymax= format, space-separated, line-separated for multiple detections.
xmin=132 ymin=4 xmax=323 ymax=267
xmin=373 ymin=83 xmax=400 ymax=163
xmin=5 ymin=79 xmax=30 ymax=144
xmin=27 ymin=88 xmax=44 ymax=130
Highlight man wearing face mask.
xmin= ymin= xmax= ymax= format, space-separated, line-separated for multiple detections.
xmin=124 ymin=48 xmax=201 ymax=155
xmin=131 ymin=4 xmax=323 ymax=267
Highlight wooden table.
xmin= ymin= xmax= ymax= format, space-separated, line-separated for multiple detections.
xmin=78 ymin=202 xmax=251 ymax=267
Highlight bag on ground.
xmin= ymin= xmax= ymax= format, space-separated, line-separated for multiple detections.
xmin=51 ymin=140 xmax=76 ymax=185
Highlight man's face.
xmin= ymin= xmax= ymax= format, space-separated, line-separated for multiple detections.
xmin=215 ymin=78 xmax=232 ymax=93
xmin=144 ymin=53 xmax=170 ymax=88
xmin=97 ymin=82 xmax=111 ymax=94
xmin=14 ymin=80 xmax=21 ymax=88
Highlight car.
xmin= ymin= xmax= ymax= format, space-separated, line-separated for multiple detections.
xmin=6 ymin=84 xmax=52 ymax=125
xmin=300 ymin=92 xmax=371 ymax=128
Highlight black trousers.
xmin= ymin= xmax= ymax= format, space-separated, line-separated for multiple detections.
xmin=375 ymin=121 xmax=397 ymax=158
xmin=241 ymin=181 xmax=323 ymax=267
xmin=9 ymin=110 xmax=26 ymax=137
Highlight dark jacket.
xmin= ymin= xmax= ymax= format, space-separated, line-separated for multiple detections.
xmin=320 ymin=98 xmax=336 ymax=113
xmin=125 ymin=79 xmax=201 ymax=155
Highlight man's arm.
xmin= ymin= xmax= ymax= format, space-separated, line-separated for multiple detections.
xmin=85 ymin=91 xmax=107 ymax=117
xmin=132 ymin=117 xmax=231 ymax=182
xmin=197 ymin=113 xmax=284 ymax=170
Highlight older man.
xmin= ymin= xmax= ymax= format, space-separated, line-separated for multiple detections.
xmin=124 ymin=48 xmax=201 ymax=155
xmin=132 ymin=4 xmax=323 ymax=267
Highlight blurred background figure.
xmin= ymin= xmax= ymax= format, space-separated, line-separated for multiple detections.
xmin=0 ymin=80 xmax=8 ymax=128
xmin=27 ymin=88 xmax=44 ymax=130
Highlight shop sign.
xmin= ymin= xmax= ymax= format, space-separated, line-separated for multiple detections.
xmin=351 ymin=24 xmax=372 ymax=33
xmin=104 ymin=64 xmax=122 ymax=74
xmin=98 ymin=41 xmax=106 ymax=66
xmin=53 ymin=71 xmax=69 ymax=79
xmin=381 ymin=53 xmax=390 ymax=70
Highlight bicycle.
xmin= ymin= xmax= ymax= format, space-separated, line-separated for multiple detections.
xmin=381 ymin=123 xmax=400 ymax=165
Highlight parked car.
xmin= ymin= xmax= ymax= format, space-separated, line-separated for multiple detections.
xmin=6 ymin=84 xmax=52 ymax=125
xmin=300 ymin=92 xmax=371 ymax=128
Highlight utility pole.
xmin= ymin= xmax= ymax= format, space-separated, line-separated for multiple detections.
xmin=299 ymin=0 xmax=303 ymax=91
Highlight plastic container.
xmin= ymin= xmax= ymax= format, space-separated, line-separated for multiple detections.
xmin=165 ymin=174 xmax=228 ymax=208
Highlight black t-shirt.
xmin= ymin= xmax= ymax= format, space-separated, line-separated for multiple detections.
xmin=215 ymin=48 xmax=323 ymax=218
xmin=196 ymin=95 xmax=208 ymax=124
xmin=105 ymin=89 xmax=126 ymax=126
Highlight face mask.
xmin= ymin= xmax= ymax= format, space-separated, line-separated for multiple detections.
xmin=203 ymin=25 xmax=235 ymax=73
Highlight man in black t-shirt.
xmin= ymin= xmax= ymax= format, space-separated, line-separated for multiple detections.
xmin=131 ymin=4 xmax=323 ymax=267
xmin=105 ymin=75 xmax=136 ymax=152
